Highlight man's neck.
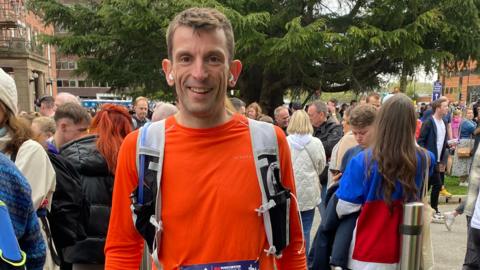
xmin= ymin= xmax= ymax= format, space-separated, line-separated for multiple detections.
xmin=433 ymin=112 xmax=443 ymax=120
xmin=175 ymin=110 xmax=232 ymax=129
xmin=53 ymin=133 xmax=63 ymax=150
xmin=315 ymin=119 xmax=327 ymax=129
xmin=134 ymin=115 xmax=146 ymax=121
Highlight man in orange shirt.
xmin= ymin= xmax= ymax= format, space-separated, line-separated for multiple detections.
xmin=104 ymin=7 xmax=306 ymax=270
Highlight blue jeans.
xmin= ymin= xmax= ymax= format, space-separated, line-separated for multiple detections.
xmin=301 ymin=209 xmax=316 ymax=253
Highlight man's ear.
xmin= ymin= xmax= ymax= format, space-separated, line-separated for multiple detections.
xmin=162 ymin=59 xmax=174 ymax=86
xmin=59 ymin=121 xmax=68 ymax=132
xmin=228 ymin=60 xmax=243 ymax=88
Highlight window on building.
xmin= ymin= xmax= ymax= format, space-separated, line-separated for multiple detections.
xmin=56 ymin=61 xmax=77 ymax=70
xmin=57 ymin=80 xmax=77 ymax=87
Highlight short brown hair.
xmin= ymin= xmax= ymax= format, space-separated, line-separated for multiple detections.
xmin=366 ymin=92 xmax=380 ymax=103
xmin=258 ymin=114 xmax=274 ymax=124
xmin=431 ymin=97 xmax=448 ymax=113
xmin=54 ymin=103 xmax=92 ymax=125
xmin=349 ymin=104 xmax=377 ymax=128
xmin=166 ymin=8 xmax=235 ymax=62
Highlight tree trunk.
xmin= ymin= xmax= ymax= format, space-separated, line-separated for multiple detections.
xmin=238 ymin=65 xmax=263 ymax=105
xmin=399 ymin=62 xmax=409 ymax=93
xmin=259 ymin=72 xmax=286 ymax=116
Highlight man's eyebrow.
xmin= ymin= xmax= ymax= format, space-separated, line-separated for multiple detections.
xmin=174 ymin=50 xmax=192 ymax=56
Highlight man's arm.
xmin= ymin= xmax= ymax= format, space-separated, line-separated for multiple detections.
xmin=274 ymin=127 xmax=307 ymax=270
xmin=105 ymin=131 xmax=144 ymax=269
xmin=417 ymin=118 xmax=430 ymax=148
xmin=323 ymin=124 xmax=343 ymax=158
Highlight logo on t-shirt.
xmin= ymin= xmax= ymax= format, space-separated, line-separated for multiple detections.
xmin=181 ymin=260 xmax=258 ymax=270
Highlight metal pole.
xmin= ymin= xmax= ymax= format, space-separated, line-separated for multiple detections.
xmin=399 ymin=202 xmax=424 ymax=270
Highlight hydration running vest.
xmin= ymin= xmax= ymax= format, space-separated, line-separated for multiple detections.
xmin=130 ymin=118 xmax=292 ymax=269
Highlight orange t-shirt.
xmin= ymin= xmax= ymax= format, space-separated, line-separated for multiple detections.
xmin=104 ymin=114 xmax=306 ymax=270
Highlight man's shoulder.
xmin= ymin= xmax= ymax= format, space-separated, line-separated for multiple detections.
xmin=60 ymin=135 xmax=97 ymax=154
xmin=324 ymin=119 xmax=342 ymax=136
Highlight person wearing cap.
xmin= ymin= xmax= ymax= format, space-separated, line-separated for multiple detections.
xmin=0 ymin=68 xmax=57 ymax=269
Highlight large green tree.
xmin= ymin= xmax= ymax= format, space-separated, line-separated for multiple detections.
xmin=30 ymin=0 xmax=480 ymax=113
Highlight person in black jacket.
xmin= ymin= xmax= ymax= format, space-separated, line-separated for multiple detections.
xmin=418 ymin=97 xmax=450 ymax=222
xmin=307 ymin=100 xmax=343 ymax=197
xmin=59 ymin=104 xmax=132 ymax=270
xmin=306 ymin=100 xmax=343 ymax=267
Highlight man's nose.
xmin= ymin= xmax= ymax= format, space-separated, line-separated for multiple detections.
xmin=191 ymin=59 xmax=208 ymax=81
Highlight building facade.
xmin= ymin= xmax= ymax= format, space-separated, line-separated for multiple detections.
xmin=55 ymin=0 xmax=110 ymax=99
xmin=440 ymin=61 xmax=480 ymax=104
xmin=0 ymin=0 xmax=56 ymax=112
xmin=55 ymin=53 xmax=111 ymax=99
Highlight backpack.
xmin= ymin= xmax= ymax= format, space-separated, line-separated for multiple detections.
xmin=130 ymin=118 xmax=292 ymax=268
xmin=46 ymin=152 xmax=89 ymax=251
xmin=0 ymin=200 xmax=26 ymax=270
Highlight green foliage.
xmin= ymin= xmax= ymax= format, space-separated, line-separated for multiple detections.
xmin=444 ymin=175 xmax=467 ymax=195
xmin=29 ymin=0 xmax=480 ymax=112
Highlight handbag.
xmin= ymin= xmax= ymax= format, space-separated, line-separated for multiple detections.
xmin=421 ymin=152 xmax=434 ymax=270
xmin=457 ymin=147 xmax=472 ymax=158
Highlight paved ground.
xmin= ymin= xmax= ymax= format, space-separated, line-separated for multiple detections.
xmin=309 ymin=203 xmax=468 ymax=270
xmin=431 ymin=204 xmax=468 ymax=270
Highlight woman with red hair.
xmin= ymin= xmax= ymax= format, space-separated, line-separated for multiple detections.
xmin=60 ymin=104 xmax=132 ymax=270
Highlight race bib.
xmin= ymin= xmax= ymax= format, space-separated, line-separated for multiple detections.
xmin=181 ymin=260 xmax=259 ymax=270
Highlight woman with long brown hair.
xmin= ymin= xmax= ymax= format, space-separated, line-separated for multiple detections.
xmin=60 ymin=104 xmax=132 ymax=270
xmin=0 ymin=69 xmax=56 ymax=269
xmin=334 ymin=93 xmax=435 ymax=269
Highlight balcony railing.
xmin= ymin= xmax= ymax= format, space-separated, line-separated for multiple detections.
xmin=0 ymin=37 xmax=44 ymax=56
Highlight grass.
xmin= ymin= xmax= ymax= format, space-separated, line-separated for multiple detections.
xmin=444 ymin=175 xmax=468 ymax=195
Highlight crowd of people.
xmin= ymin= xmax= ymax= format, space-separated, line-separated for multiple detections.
xmin=0 ymin=6 xmax=479 ymax=270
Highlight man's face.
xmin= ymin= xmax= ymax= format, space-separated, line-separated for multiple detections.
xmin=367 ymin=97 xmax=381 ymax=111
xmin=437 ymin=101 xmax=449 ymax=116
xmin=307 ymin=105 xmax=326 ymax=128
xmin=275 ymin=108 xmax=290 ymax=128
xmin=162 ymin=26 xmax=241 ymax=123
xmin=135 ymin=100 xmax=149 ymax=120
xmin=351 ymin=125 xmax=373 ymax=148
xmin=59 ymin=119 xmax=89 ymax=146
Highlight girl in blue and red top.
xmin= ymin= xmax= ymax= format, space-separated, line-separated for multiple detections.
xmin=336 ymin=93 xmax=435 ymax=270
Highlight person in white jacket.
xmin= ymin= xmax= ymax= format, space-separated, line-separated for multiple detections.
xmin=287 ymin=109 xmax=326 ymax=252
xmin=0 ymin=68 xmax=57 ymax=270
